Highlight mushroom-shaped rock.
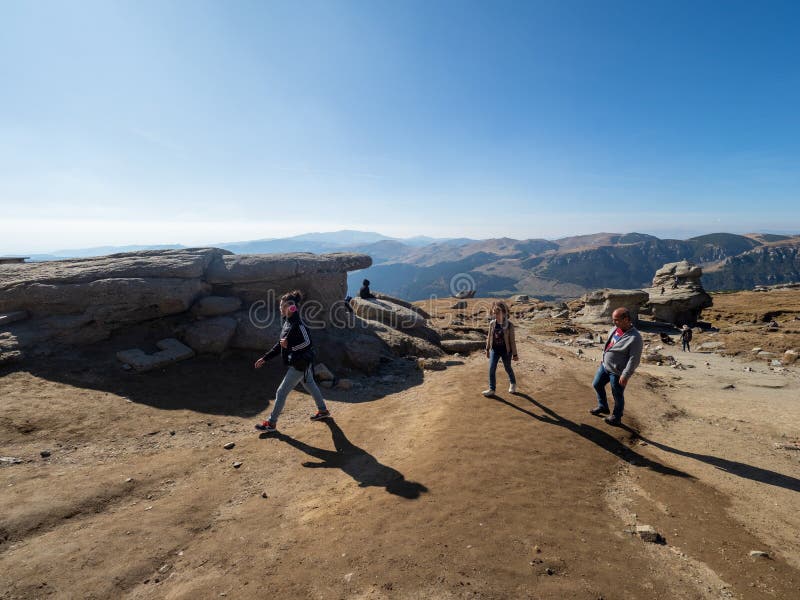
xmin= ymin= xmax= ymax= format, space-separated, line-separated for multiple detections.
xmin=646 ymin=260 xmax=712 ymax=326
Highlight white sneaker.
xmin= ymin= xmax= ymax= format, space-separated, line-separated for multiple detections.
xmin=508 ymin=383 xmax=517 ymax=393
xmin=481 ymin=389 xmax=495 ymax=397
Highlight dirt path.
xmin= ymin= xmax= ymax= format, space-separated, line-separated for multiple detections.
xmin=1 ymin=331 xmax=799 ymax=598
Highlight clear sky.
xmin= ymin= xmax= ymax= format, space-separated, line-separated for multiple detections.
xmin=1 ymin=0 xmax=799 ymax=253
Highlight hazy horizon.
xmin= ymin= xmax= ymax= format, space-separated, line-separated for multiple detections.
xmin=4 ymin=226 xmax=800 ymax=257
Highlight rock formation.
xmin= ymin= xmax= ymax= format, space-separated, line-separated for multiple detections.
xmin=575 ymin=289 xmax=649 ymax=324
xmin=645 ymin=260 xmax=713 ymax=326
xmin=0 ymin=248 xmax=473 ymax=374
xmin=0 ymin=248 xmax=376 ymax=368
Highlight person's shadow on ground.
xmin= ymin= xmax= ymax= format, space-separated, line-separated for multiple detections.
xmin=262 ymin=419 xmax=429 ymax=499
xmin=626 ymin=428 xmax=800 ymax=493
xmin=490 ymin=392 xmax=691 ymax=478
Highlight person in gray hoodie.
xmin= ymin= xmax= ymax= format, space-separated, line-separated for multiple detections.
xmin=589 ymin=307 xmax=643 ymax=426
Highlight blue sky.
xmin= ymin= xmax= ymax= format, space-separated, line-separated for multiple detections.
xmin=1 ymin=0 xmax=799 ymax=253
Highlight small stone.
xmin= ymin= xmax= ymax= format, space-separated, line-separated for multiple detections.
xmin=144 ymin=506 xmax=153 ymax=511
xmin=336 ymin=378 xmax=354 ymax=390
xmin=545 ymin=567 xmax=554 ymax=575
xmin=158 ymin=564 xmax=171 ymax=574
xmin=0 ymin=457 xmax=23 ymax=464
xmin=40 ymin=450 xmax=51 ymax=458
xmin=749 ymin=550 xmax=770 ymax=558
xmin=223 ymin=442 xmax=235 ymax=450
xmin=125 ymin=477 xmax=134 ymax=483
xmin=261 ymin=491 xmax=268 ymax=498
xmin=635 ymin=525 xmax=661 ymax=543
xmin=121 ymin=363 xmax=132 ymax=371
xmin=170 ymin=430 xmax=176 ymax=436
xmin=232 ymin=461 xmax=243 ymax=469
xmin=534 ymin=545 xmax=541 ymax=554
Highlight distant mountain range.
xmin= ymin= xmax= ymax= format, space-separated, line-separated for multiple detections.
xmin=12 ymin=229 xmax=800 ymax=300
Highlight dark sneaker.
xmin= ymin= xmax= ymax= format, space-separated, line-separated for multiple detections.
xmin=589 ymin=407 xmax=610 ymax=416
xmin=604 ymin=415 xmax=622 ymax=426
xmin=255 ymin=420 xmax=276 ymax=432
xmin=310 ymin=410 xmax=331 ymax=421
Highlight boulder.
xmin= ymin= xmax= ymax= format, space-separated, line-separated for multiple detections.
xmin=454 ymin=290 xmax=476 ymax=299
xmin=645 ymin=260 xmax=712 ymax=326
xmin=698 ymin=341 xmax=725 ymax=351
xmin=0 ymin=249 xmax=371 ymax=365
xmin=190 ymin=295 xmax=242 ymax=317
xmin=116 ymin=338 xmax=195 ymax=372
xmin=373 ymin=293 xmax=431 ymax=319
xmin=575 ymin=289 xmax=649 ymax=324
xmin=313 ymin=363 xmax=335 ymax=381
xmin=183 ymin=316 xmax=237 ymax=354
xmin=783 ymin=350 xmax=798 ymax=365
xmin=341 ymin=332 xmax=385 ymax=373
xmin=355 ymin=318 xmax=444 ymax=359
xmin=511 ymin=294 xmax=530 ymax=303
xmin=351 ymin=297 xmax=427 ymax=330
xmin=451 ymin=300 xmax=467 ymax=310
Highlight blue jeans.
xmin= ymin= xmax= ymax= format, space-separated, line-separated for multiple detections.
xmin=488 ymin=349 xmax=516 ymax=390
xmin=269 ymin=366 xmax=327 ymax=423
xmin=592 ymin=364 xmax=625 ymax=418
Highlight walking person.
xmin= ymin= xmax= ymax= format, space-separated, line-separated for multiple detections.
xmin=680 ymin=324 xmax=692 ymax=352
xmin=482 ymin=301 xmax=519 ymax=396
xmin=254 ymin=290 xmax=330 ymax=432
xmin=589 ymin=307 xmax=643 ymax=426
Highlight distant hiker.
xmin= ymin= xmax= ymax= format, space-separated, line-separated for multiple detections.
xmin=254 ymin=290 xmax=330 ymax=432
xmin=660 ymin=286 xmax=665 ymax=295
xmin=680 ymin=325 xmax=692 ymax=352
xmin=482 ymin=301 xmax=518 ymax=396
xmin=359 ymin=279 xmax=376 ymax=299
xmin=589 ymin=307 xmax=643 ymax=426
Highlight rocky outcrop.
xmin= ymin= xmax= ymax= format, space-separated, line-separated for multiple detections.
xmin=0 ymin=248 xmax=374 ymax=369
xmin=1 ymin=248 xmax=467 ymax=373
xmin=645 ymin=260 xmax=713 ymax=326
xmin=575 ymin=289 xmax=649 ymax=324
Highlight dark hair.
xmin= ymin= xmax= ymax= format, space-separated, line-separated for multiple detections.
xmin=280 ymin=289 xmax=304 ymax=306
xmin=491 ymin=301 xmax=509 ymax=316
xmin=362 ymin=279 xmax=370 ymax=286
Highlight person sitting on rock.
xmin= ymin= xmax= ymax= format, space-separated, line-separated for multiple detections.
xmin=482 ymin=301 xmax=518 ymax=397
xmin=359 ymin=278 xmax=376 ymax=299
xmin=254 ymin=290 xmax=330 ymax=432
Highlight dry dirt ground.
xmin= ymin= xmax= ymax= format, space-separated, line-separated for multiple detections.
xmin=2 ymin=293 xmax=800 ymax=599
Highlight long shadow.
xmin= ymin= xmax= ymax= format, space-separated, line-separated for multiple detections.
xmin=625 ymin=427 xmax=800 ymax=493
xmin=263 ymin=419 xmax=429 ymax=499
xmin=8 ymin=343 xmax=424 ymax=415
xmin=488 ymin=392 xmax=691 ymax=478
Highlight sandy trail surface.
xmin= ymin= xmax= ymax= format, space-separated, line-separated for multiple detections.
xmin=1 ymin=327 xmax=799 ymax=599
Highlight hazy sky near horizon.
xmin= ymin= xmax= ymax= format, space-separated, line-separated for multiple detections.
xmin=1 ymin=0 xmax=799 ymax=253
